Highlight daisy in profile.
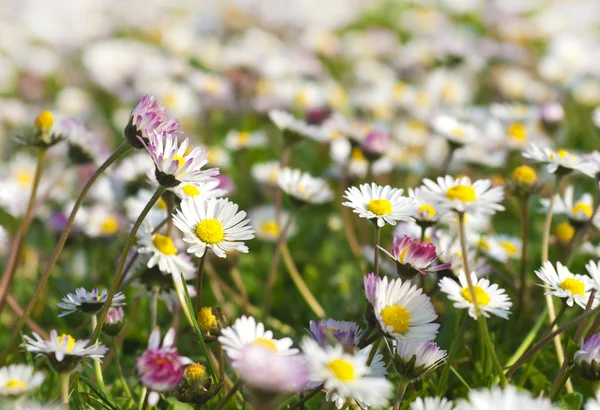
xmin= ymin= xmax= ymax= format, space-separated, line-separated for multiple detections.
xmin=225 ymin=129 xmax=267 ymax=150
xmin=393 ymin=340 xmax=447 ymax=381
xmin=173 ymin=197 xmax=254 ymax=258
xmin=455 ymin=385 xmax=556 ymax=410
xmin=523 ymin=144 xmax=597 ymax=177
xmin=137 ymin=224 xmax=196 ymax=279
xmin=379 ymin=235 xmax=451 ymax=278
xmin=342 ymin=183 xmax=417 ymax=227
xmin=140 ymin=131 xmax=219 ymax=188
xmin=249 ymin=205 xmax=296 ymax=242
xmin=218 ymin=316 xmax=298 ymax=360
xmin=171 ymin=180 xmax=227 ymax=202
xmin=0 ymin=364 xmax=45 ymax=398
xmin=301 ymin=337 xmax=393 ymax=409
xmin=536 ymin=261 xmax=597 ymax=309
xmin=409 ymin=187 xmax=447 ymax=224
xmin=369 ymin=275 xmax=440 ymax=341
xmin=420 ymin=176 xmax=505 ymax=216
xmin=57 ymin=288 xmax=126 ymax=317
xmin=251 ymin=161 xmax=280 ymax=187
xmin=478 ymin=235 xmax=522 ymax=263
xmin=439 ymin=270 xmax=512 ymax=319
xmin=22 ymin=330 xmax=108 ymax=373
xmin=431 ymin=114 xmax=478 ymax=147
xmin=411 ymin=397 xmax=455 ymax=410
xmin=540 ymin=185 xmax=597 ymax=227
xmin=309 ymin=319 xmax=363 ymax=349
xmin=124 ymin=95 xmax=181 ymax=148
xmin=574 ymin=333 xmax=600 ymax=382
xmin=278 ymin=168 xmax=334 ymax=204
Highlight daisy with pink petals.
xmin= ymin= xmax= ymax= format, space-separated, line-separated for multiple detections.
xmin=125 ymin=95 xmax=181 ymax=148
xmin=380 ymin=235 xmax=451 ymax=278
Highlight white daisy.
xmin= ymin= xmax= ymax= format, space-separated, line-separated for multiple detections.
xmin=140 ymin=131 xmax=219 ymax=187
xmin=225 ymin=129 xmax=268 ymax=150
xmin=371 ymin=276 xmax=440 ymax=341
xmin=124 ymin=189 xmax=169 ymax=228
xmin=301 ymin=337 xmax=393 ymax=409
xmin=249 ymin=205 xmax=296 ymax=242
xmin=585 ymin=391 xmax=600 ymax=410
xmin=439 ymin=270 xmax=512 ymax=320
xmin=278 ymin=168 xmax=334 ymax=204
xmin=393 ymin=340 xmax=447 ymax=380
xmin=411 ymin=397 xmax=455 ymax=410
xmin=535 ymin=261 xmax=597 ymax=309
xmin=218 ymin=316 xmax=298 ymax=360
xmin=342 ymin=183 xmax=417 ymax=227
xmin=455 ymin=385 xmax=557 ymax=410
xmin=409 ymin=187 xmax=447 ymax=224
xmin=269 ymin=110 xmax=325 ymax=142
xmin=173 ymin=197 xmax=254 ymax=259
xmin=478 ymin=235 xmax=522 ymax=263
xmin=523 ymin=144 xmax=597 ymax=177
xmin=585 ymin=260 xmax=600 ymax=297
xmin=433 ymin=232 xmax=491 ymax=277
xmin=0 ymin=364 xmax=45 ymax=397
xmin=75 ymin=204 xmax=122 ymax=238
xmin=421 ymin=176 xmax=505 ymax=216
xmin=57 ymin=288 xmax=126 ymax=317
xmin=540 ymin=185 xmax=597 ymax=225
xmin=251 ymin=161 xmax=280 ymax=187
xmin=137 ymin=224 xmax=196 ymax=279
xmin=171 ymin=180 xmax=227 ymax=202
xmin=431 ymin=114 xmax=478 ymax=147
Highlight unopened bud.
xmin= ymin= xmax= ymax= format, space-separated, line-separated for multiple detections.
xmin=35 ymin=111 xmax=54 ymax=132
xmin=103 ymin=307 xmax=125 ymax=337
xmin=510 ymin=165 xmax=540 ymax=199
xmin=197 ymin=307 xmax=219 ymax=334
xmin=555 ymin=222 xmax=575 ymax=245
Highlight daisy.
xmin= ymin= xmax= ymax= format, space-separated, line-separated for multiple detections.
xmin=535 ymin=261 xmax=597 ymax=309
xmin=523 ymin=144 xmax=597 ymax=177
xmin=251 ymin=161 xmax=280 ymax=187
xmin=249 ymin=205 xmax=296 ymax=242
xmin=393 ymin=340 xmax=447 ymax=381
xmin=137 ymin=328 xmax=191 ymax=406
xmin=218 ymin=316 xmax=298 ymax=360
xmin=76 ymin=204 xmax=122 ymax=238
xmin=301 ymin=337 xmax=393 ymax=409
xmin=137 ymin=224 xmax=196 ymax=279
xmin=0 ymin=364 xmax=45 ymax=398
xmin=225 ymin=129 xmax=268 ymax=150
xmin=409 ymin=187 xmax=447 ymax=224
xmin=411 ymin=397 xmax=455 ymax=410
xmin=278 ymin=168 xmax=334 ymax=204
xmin=454 ymin=385 xmax=557 ymax=410
xmin=124 ymin=95 xmax=181 ymax=148
xmin=379 ymin=235 xmax=451 ymax=278
xmin=479 ymin=235 xmax=522 ymax=263
xmin=540 ymin=185 xmax=597 ymax=227
xmin=433 ymin=232 xmax=491 ymax=276
xmin=17 ymin=110 xmax=65 ymax=148
xmin=103 ymin=307 xmax=125 ymax=337
xmin=574 ymin=333 xmax=600 ymax=382
xmin=309 ymin=319 xmax=363 ymax=349
xmin=61 ymin=118 xmax=108 ymax=165
xmin=269 ymin=109 xmax=325 ymax=143
xmin=22 ymin=330 xmax=108 ymax=373
xmin=173 ymin=197 xmax=255 ymax=258
xmin=140 ymin=131 xmax=219 ymax=188
xmin=57 ymin=288 xmax=126 ymax=317
xmin=421 ymin=176 xmax=505 ymax=216
xmin=342 ymin=183 xmax=417 ymax=227
xmin=171 ymin=180 xmax=227 ymax=202
xmin=439 ymin=270 xmax=512 ymax=320
xmin=586 ymin=391 xmax=600 ymax=410
xmin=370 ymin=275 xmax=440 ymax=341
xmin=431 ymin=114 xmax=478 ymax=147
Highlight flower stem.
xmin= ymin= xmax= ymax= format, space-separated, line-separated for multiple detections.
xmin=392 ymin=379 xmax=409 ymax=410
xmin=90 ymin=315 xmax=106 ymax=392
xmin=275 ymin=146 xmax=290 ymax=225
xmin=366 ymin=337 xmax=381 ymax=365
xmin=151 ymin=286 xmax=160 ymax=330
xmin=196 ymin=253 xmax=207 ymax=315
xmin=437 ymin=312 xmax=468 ymax=395
xmin=60 ymin=372 xmax=70 ymax=406
xmin=138 ymin=388 xmax=148 ymax=410
xmin=112 ymin=337 xmax=133 ymax=400
xmin=91 ymin=185 xmax=167 ymax=343
xmin=0 ymin=148 xmax=47 ymax=315
xmin=517 ymin=198 xmax=530 ymax=309
xmin=281 ymin=243 xmax=325 ymax=318
xmin=0 ymin=142 xmax=131 ymax=366
xmin=374 ymin=225 xmax=381 ymax=275
xmin=287 ymin=384 xmax=324 ymax=409
xmin=214 ymin=379 xmax=242 ymax=410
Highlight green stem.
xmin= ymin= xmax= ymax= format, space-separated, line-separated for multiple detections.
xmin=437 ymin=312 xmax=468 ymax=395
xmin=287 ymin=384 xmax=324 ymax=409
xmin=0 ymin=142 xmax=131 ymax=366
xmin=151 ymin=286 xmax=159 ymax=330
xmin=90 ymin=315 xmax=106 ymax=392
xmin=392 ymin=379 xmax=409 ymax=410
xmin=91 ymin=185 xmax=166 ymax=343
xmin=196 ymin=253 xmax=207 ymax=315
xmin=517 ymin=199 xmax=530 ymax=309
xmin=214 ymin=380 xmax=242 ymax=410
xmin=112 ymin=337 xmax=133 ymax=400
xmin=503 ymin=308 xmax=547 ymax=376
xmin=60 ymin=372 xmax=70 ymax=406
xmin=374 ymin=225 xmax=381 ymax=275
xmin=366 ymin=338 xmax=381 ymax=366
xmin=138 ymin=388 xmax=149 ymax=410
xmin=478 ymin=313 xmax=508 ymax=386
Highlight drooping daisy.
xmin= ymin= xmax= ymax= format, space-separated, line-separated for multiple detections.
xmin=225 ymin=129 xmax=268 ymax=150
xmin=309 ymin=319 xmax=363 ymax=349
xmin=218 ymin=316 xmax=298 ymax=360
xmin=379 ymin=235 xmax=451 ymax=278
xmin=301 ymin=337 xmax=393 ymax=409
xmin=393 ymin=340 xmax=447 ymax=381
xmin=342 ymin=183 xmax=417 ymax=227
xmin=523 ymin=144 xmax=597 ymax=177
xmin=22 ymin=330 xmax=108 ymax=373
xmin=251 ymin=161 xmax=280 ymax=187
xmin=171 ymin=180 xmax=227 ymax=202
xmin=57 ymin=288 xmax=126 ymax=317
xmin=0 ymin=364 xmax=45 ymax=398
xmin=574 ymin=333 xmax=600 ymax=382
xmin=249 ymin=205 xmax=296 ymax=242
xmin=124 ymin=95 xmax=181 ymax=148
xmin=535 ymin=261 xmax=597 ymax=309
xmin=431 ymin=114 xmax=478 ymax=147
xmin=370 ymin=275 xmax=440 ymax=341
xmin=420 ymin=176 xmax=505 ymax=216
xmin=409 ymin=187 xmax=447 ymax=224
xmin=173 ymin=197 xmax=254 ymax=258
xmin=278 ymin=168 xmax=334 ymax=204
xmin=454 ymin=385 xmax=557 ymax=410
xmin=540 ymin=185 xmax=597 ymax=227
xmin=140 ymin=131 xmax=219 ymax=188
xmin=411 ymin=397 xmax=455 ymax=410
xmin=439 ymin=270 xmax=512 ymax=319
xmin=137 ymin=328 xmax=191 ymax=406
xmin=137 ymin=224 xmax=196 ymax=279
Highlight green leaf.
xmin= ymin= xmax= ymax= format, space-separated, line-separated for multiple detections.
xmin=80 ymin=375 xmax=119 ymax=410
xmin=559 ymin=392 xmax=583 ymax=410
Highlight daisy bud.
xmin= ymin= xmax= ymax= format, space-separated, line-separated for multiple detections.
xmin=539 ymin=102 xmax=564 ymax=133
xmin=392 ymin=341 xmax=447 ymax=381
xmin=197 ymin=307 xmax=220 ymax=334
xmin=103 ymin=307 xmax=125 ymax=337
xmin=34 ymin=110 xmax=54 ymax=132
xmin=173 ymin=362 xmax=220 ymax=405
xmin=360 ymin=130 xmax=389 ymax=161
xmin=17 ymin=110 xmax=65 ymax=148
xmin=555 ymin=221 xmax=575 ymax=245
xmin=124 ymin=95 xmax=180 ymax=149
xmin=380 ymin=236 xmax=451 ymax=280
xmin=309 ymin=319 xmax=363 ymax=350
xmin=509 ymin=165 xmax=540 ymax=199
xmin=575 ymin=333 xmax=600 ymax=382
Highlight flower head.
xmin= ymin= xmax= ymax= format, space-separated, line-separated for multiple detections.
xmin=342 ymin=183 xmax=417 ymax=227
xmin=454 ymin=385 xmax=557 ymax=410
xmin=278 ymin=168 xmax=333 ymax=205
xmin=309 ymin=319 xmax=363 ymax=349
xmin=575 ymin=333 xmax=600 ymax=381
xmin=381 ymin=235 xmax=451 ymax=278
xmin=103 ymin=307 xmax=125 ymax=337
xmin=57 ymin=288 xmax=125 ymax=317
xmin=431 ymin=114 xmax=478 ymax=147
xmin=535 ymin=261 xmax=597 ymax=309
xmin=125 ymin=95 xmax=181 ymax=148
xmin=0 ymin=364 xmax=45 ymax=398
xmin=409 ymin=187 xmax=446 ymax=224
xmin=523 ymin=144 xmax=597 ymax=177
xmin=411 ymin=397 xmax=455 ymax=410
xmin=137 ymin=224 xmax=196 ymax=279
xmin=393 ymin=340 xmax=447 ymax=381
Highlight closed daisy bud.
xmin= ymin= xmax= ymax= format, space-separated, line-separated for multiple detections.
xmin=392 ymin=341 xmax=447 ymax=381
xmin=16 ymin=110 xmax=66 ymax=148
xmin=34 ymin=111 xmax=54 ymax=132
xmin=103 ymin=307 xmax=125 ymax=337
xmin=197 ymin=307 xmax=219 ymax=334
xmin=555 ymin=222 xmax=575 ymax=245
xmin=511 ymin=165 xmax=538 ymax=186
xmin=575 ymin=333 xmax=600 ymax=382
xmin=174 ymin=362 xmax=220 ymax=405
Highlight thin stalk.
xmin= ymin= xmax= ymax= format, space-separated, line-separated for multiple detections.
xmin=441 ymin=146 xmax=456 ymax=175
xmin=287 ymin=384 xmax=324 ymax=409
xmin=503 ymin=309 xmax=547 ymax=374
xmin=544 ymin=303 xmax=567 ymax=337
xmin=0 ymin=148 xmax=47 ymax=315
xmin=139 ymin=388 xmax=149 ymax=410
xmin=517 ymin=198 xmax=530 ymax=309
xmin=196 ymin=253 xmax=208 ymax=315
xmin=374 ymin=225 xmax=381 ymax=275
xmin=0 ymin=142 xmax=131 ymax=366
xmin=90 ymin=315 xmax=106 ymax=392
xmin=392 ymin=379 xmax=409 ymax=410
xmin=229 ymin=267 xmax=248 ymax=310
xmin=217 ymin=342 xmax=225 ymax=379
xmin=214 ymin=379 xmax=242 ymax=410
xmin=60 ymin=372 xmax=70 ymax=406
xmin=151 ymin=286 xmax=159 ymax=330
xmin=275 ymin=147 xmax=290 ymax=225
xmin=112 ymin=337 xmax=133 ymax=400
xmin=437 ymin=312 xmax=468 ymax=395
xmin=281 ymin=244 xmax=326 ymax=318
xmin=366 ymin=338 xmax=381 ymax=366
xmin=478 ymin=314 xmax=508 ymax=386
xmin=91 ymin=185 xmax=167 ymax=343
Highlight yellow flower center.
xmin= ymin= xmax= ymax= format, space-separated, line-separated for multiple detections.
xmin=367 ymin=199 xmax=392 ymax=216
xmin=35 ymin=110 xmax=54 ymax=131
xmin=508 ymin=123 xmax=527 ymax=141
xmin=393 ymin=82 xmax=408 ymax=99
xmin=15 ymin=170 xmax=33 ymax=187
xmin=409 ymin=120 xmax=426 ymax=133
xmin=237 ymin=131 xmax=251 ymax=146
xmin=327 ymin=359 xmax=356 ymax=381
xmin=555 ymin=222 xmax=575 ymax=244
xmin=260 ymin=221 xmax=279 ymax=236
xmin=197 ymin=307 xmax=217 ymax=332
xmin=478 ymin=239 xmax=490 ymax=251
xmin=572 ymin=202 xmax=593 ymax=218
xmin=501 ymin=241 xmax=518 ymax=255
xmin=559 ymin=277 xmax=585 ymax=296
xmin=185 ymin=363 xmax=206 ymax=382
xmin=450 ymin=128 xmax=464 ymax=137
xmin=381 ymin=306 xmax=411 ymax=334
xmin=173 ymin=154 xmax=186 ymax=169
xmin=157 ymin=198 xmax=168 ymax=210
xmin=195 ymin=219 xmax=225 ymax=244
xmin=418 ymin=204 xmax=437 ymax=219
xmin=268 ymin=170 xmax=279 ymax=184
xmin=461 ymin=286 xmax=491 ymax=306
xmin=511 ymin=165 xmax=538 ymax=186
xmin=152 ymin=234 xmax=178 ymax=255
xmin=252 ymin=338 xmax=277 ymax=351
xmin=182 ymin=184 xmax=200 ymax=197
xmin=441 ymin=82 xmax=457 ymax=101
xmin=5 ymin=379 xmax=27 ymax=390
xmin=57 ymin=334 xmax=76 ymax=353
xmin=446 ymin=185 xmax=476 ymax=202
xmin=100 ymin=216 xmax=119 ymax=235
xmin=351 ymin=147 xmax=366 ymax=161
xmin=550 ymin=149 xmax=569 ymax=160
xmin=330 ymin=129 xmax=344 ymax=140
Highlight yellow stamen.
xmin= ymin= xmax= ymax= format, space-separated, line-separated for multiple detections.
xmin=572 ymin=202 xmax=593 ymax=218
xmin=555 ymin=222 xmax=575 ymax=244
xmin=446 ymin=185 xmax=476 ymax=202
xmin=327 ymin=359 xmax=356 ymax=381
xmin=501 ymin=241 xmax=518 ymax=255
xmin=511 ymin=165 xmax=538 ymax=186
xmin=351 ymin=147 xmax=366 ymax=161
xmin=560 ymin=277 xmax=585 ymax=296
xmin=195 ymin=219 xmax=224 ymax=244
xmin=157 ymin=198 xmax=168 ymax=210
xmin=182 ymin=184 xmax=200 ymax=197
xmin=35 ymin=110 xmax=54 ymax=132
xmin=152 ymin=234 xmax=178 ymax=255
xmin=5 ymin=379 xmax=27 ymax=390
xmin=381 ymin=306 xmax=411 ymax=334
xmin=57 ymin=334 xmax=76 ymax=353
xmin=197 ymin=307 xmax=217 ymax=332
xmin=550 ymin=149 xmax=569 ymax=160
xmin=398 ymin=247 xmax=409 ymax=263
xmin=100 ymin=216 xmax=119 ymax=235
xmin=260 ymin=221 xmax=279 ymax=236
xmin=478 ymin=239 xmax=490 ymax=251
xmin=461 ymin=286 xmax=491 ymax=306
xmin=173 ymin=154 xmax=186 ymax=169
xmin=185 ymin=363 xmax=206 ymax=382
xmin=237 ymin=131 xmax=251 ymax=146
xmin=508 ymin=123 xmax=527 ymax=141
xmin=15 ymin=171 xmax=33 ymax=187
xmin=367 ymin=199 xmax=392 ymax=216
xmin=252 ymin=338 xmax=277 ymax=351
xmin=418 ymin=204 xmax=437 ymax=219
xmin=450 ymin=128 xmax=464 ymax=137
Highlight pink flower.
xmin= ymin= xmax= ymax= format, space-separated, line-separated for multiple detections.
xmin=380 ymin=235 xmax=451 ymax=278
xmin=360 ymin=130 xmax=389 ymax=159
xmin=136 ymin=328 xmax=191 ymax=406
xmin=363 ymin=273 xmax=380 ymax=304
xmin=125 ymin=95 xmax=181 ymax=148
